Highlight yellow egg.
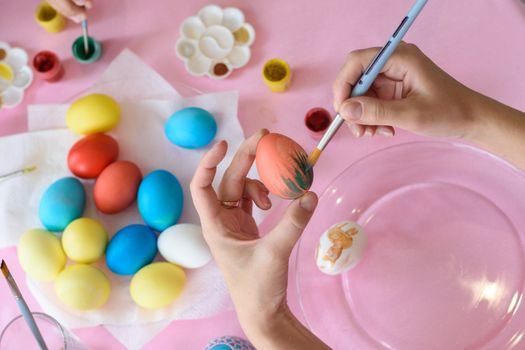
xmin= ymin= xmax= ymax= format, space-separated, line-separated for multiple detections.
xmin=55 ymin=264 xmax=111 ymax=310
xmin=66 ymin=93 xmax=120 ymax=135
xmin=62 ymin=218 xmax=108 ymax=263
xmin=130 ymin=262 xmax=186 ymax=309
xmin=18 ymin=229 xmax=66 ymax=281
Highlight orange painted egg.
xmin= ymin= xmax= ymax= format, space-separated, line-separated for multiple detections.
xmin=255 ymin=133 xmax=313 ymax=199
xmin=94 ymin=161 xmax=142 ymax=214
xmin=67 ymin=134 xmax=119 ymax=179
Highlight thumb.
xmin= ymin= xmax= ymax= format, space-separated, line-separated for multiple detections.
xmin=264 ymin=192 xmax=318 ymax=258
xmin=339 ymin=96 xmax=419 ymax=128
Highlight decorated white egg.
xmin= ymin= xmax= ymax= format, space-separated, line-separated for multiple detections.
xmin=315 ymin=221 xmax=367 ymax=275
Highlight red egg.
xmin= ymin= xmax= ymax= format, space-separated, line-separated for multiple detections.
xmin=255 ymin=133 xmax=314 ymax=199
xmin=68 ymin=134 xmax=119 ymax=179
xmin=94 ymin=161 xmax=142 ymax=214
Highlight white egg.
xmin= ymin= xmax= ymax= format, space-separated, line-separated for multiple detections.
xmin=315 ymin=221 xmax=367 ymax=275
xmin=158 ymin=224 xmax=212 ymax=268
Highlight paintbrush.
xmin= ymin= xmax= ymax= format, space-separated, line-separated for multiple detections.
xmin=307 ymin=0 xmax=429 ymax=167
xmin=1 ymin=260 xmax=49 ymax=350
xmin=81 ymin=20 xmax=89 ymax=54
xmin=0 ymin=166 xmax=37 ymax=182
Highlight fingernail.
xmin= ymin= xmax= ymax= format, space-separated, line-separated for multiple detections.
xmin=300 ymin=193 xmax=317 ymax=211
xmin=341 ymin=102 xmax=362 ymax=121
xmin=377 ymin=126 xmax=394 ymax=137
xmin=364 ymin=128 xmax=373 ymax=137
xmin=347 ymin=123 xmax=360 ymax=137
xmin=261 ymin=195 xmax=271 ymax=208
xmin=71 ymin=14 xmax=86 ymax=23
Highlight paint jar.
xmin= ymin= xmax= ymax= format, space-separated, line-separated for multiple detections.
xmin=72 ymin=36 xmax=102 ymax=64
xmin=32 ymin=51 xmax=64 ymax=82
xmin=305 ymin=107 xmax=332 ymax=140
xmin=35 ymin=1 xmax=66 ymax=33
xmin=262 ymin=58 xmax=291 ymax=92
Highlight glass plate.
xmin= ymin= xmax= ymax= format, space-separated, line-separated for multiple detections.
xmin=296 ymin=141 xmax=525 ymax=350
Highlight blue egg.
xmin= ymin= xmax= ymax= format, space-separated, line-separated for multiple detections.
xmin=204 ymin=336 xmax=255 ymax=350
xmin=164 ymin=107 xmax=217 ymax=149
xmin=39 ymin=177 xmax=85 ymax=231
xmin=106 ymin=224 xmax=157 ymax=275
xmin=138 ymin=170 xmax=184 ymax=232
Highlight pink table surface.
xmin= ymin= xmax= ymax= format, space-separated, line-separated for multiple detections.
xmin=2 ymin=0 xmax=525 ymax=349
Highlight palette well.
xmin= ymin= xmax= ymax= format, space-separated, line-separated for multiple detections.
xmin=296 ymin=142 xmax=525 ymax=350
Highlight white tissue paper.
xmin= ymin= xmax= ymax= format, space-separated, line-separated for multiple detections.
xmin=0 ymin=49 xmax=265 ymax=350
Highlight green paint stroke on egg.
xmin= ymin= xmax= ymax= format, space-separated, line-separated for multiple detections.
xmin=280 ymin=150 xmax=313 ymax=198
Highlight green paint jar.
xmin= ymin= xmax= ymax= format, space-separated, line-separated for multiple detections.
xmin=72 ymin=36 xmax=102 ymax=64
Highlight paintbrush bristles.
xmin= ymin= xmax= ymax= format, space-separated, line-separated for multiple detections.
xmin=1 ymin=259 xmax=9 ymax=278
xmin=307 ymin=148 xmax=321 ymax=167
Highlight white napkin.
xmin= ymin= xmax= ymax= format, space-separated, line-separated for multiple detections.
xmin=0 ymin=50 xmax=263 ymax=350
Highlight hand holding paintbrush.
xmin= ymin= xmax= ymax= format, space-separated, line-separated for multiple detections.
xmin=1 ymin=260 xmax=49 ymax=350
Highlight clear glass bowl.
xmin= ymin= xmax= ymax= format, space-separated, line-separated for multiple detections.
xmin=296 ymin=141 xmax=525 ymax=350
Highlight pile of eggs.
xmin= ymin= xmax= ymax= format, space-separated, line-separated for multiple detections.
xmin=18 ymin=93 xmax=218 ymax=311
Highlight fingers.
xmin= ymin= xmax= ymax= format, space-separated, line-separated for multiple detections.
xmin=264 ymin=192 xmax=318 ymax=258
xmin=218 ymin=129 xmax=269 ymax=202
xmin=332 ymin=42 xmax=418 ymax=112
xmin=48 ymin=0 xmax=88 ymax=22
xmin=190 ymin=140 xmax=228 ymax=220
xmin=332 ymin=47 xmax=381 ymax=112
xmin=242 ymin=179 xmax=271 ymax=213
xmin=339 ymin=95 xmax=422 ymax=130
xmin=72 ymin=0 xmax=93 ymax=8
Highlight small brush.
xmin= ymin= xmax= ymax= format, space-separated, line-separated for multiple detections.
xmin=81 ymin=20 xmax=90 ymax=54
xmin=1 ymin=260 xmax=49 ymax=350
xmin=0 ymin=166 xmax=37 ymax=181
xmin=307 ymin=0 xmax=428 ymax=167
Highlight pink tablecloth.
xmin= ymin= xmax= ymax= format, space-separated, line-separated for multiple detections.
xmin=1 ymin=0 xmax=525 ymax=348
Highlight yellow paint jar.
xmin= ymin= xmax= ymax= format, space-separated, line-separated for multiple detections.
xmin=35 ymin=2 xmax=66 ymax=33
xmin=262 ymin=58 xmax=291 ymax=92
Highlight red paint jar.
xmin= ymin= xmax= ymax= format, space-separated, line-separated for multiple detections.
xmin=32 ymin=51 xmax=63 ymax=82
xmin=305 ymin=107 xmax=332 ymax=140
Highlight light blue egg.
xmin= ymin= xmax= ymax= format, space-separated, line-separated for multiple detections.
xmin=138 ymin=170 xmax=184 ymax=232
xmin=164 ymin=107 xmax=217 ymax=149
xmin=204 ymin=336 xmax=255 ymax=350
xmin=106 ymin=224 xmax=157 ymax=275
xmin=39 ymin=177 xmax=85 ymax=232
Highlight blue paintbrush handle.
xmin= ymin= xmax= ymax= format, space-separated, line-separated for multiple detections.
xmin=351 ymin=0 xmax=428 ymax=96
xmin=16 ymin=298 xmax=49 ymax=350
xmin=316 ymin=0 xmax=428 ymax=151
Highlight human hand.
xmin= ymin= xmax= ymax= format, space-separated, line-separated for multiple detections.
xmin=333 ymin=42 xmax=480 ymax=138
xmin=47 ymin=0 xmax=92 ymax=23
xmin=191 ymin=130 xmax=328 ymax=349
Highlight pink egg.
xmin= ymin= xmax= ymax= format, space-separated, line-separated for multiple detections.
xmin=255 ymin=133 xmax=313 ymax=199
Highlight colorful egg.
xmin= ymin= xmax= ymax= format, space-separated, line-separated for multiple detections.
xmin=66 ymin=93 xmax=120 ymax=135
xmin=315 ymin=221 xmax=367 ymax=275
xmin=130 ymin=262 xmax=186 ymax=309
xmin=62 ymin=218 xmax=108 ymax=263
xmin=164 ymin=107 xmax=217 ymax=149
xmin=106 ymin=224 xmax=158 ymax=275
xmin=138 ymin=170 xmax=184 ymax=231
xmin=39 ymin=177 xmax=85 ymax=231
xmin=94 ymin=161 xmax=142 ymax=214
xmin=158 ymin=224 xmax=212 ymax=268
xmin=204 ymin=336 xmax=256 ymax=350
xmin=255 ymin=133 xmax=313 ymax=199
xmin=18 ymin=229 xmax=66 ymax=281
xmin=67 ymin=133 xmax=119 ymax=179
xmin=55 ymin=264 xmax=111 ymax=310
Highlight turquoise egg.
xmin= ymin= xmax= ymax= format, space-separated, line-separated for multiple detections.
xmin=106 ymin=224 xmax=157 ymax=275
xmin=39 ymin=177 xmax=85 ymax=231
xmin=164 ymin=107 xmax=217 ymax=149
xmin=137 ymin=170 xmax=184 ymax=232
